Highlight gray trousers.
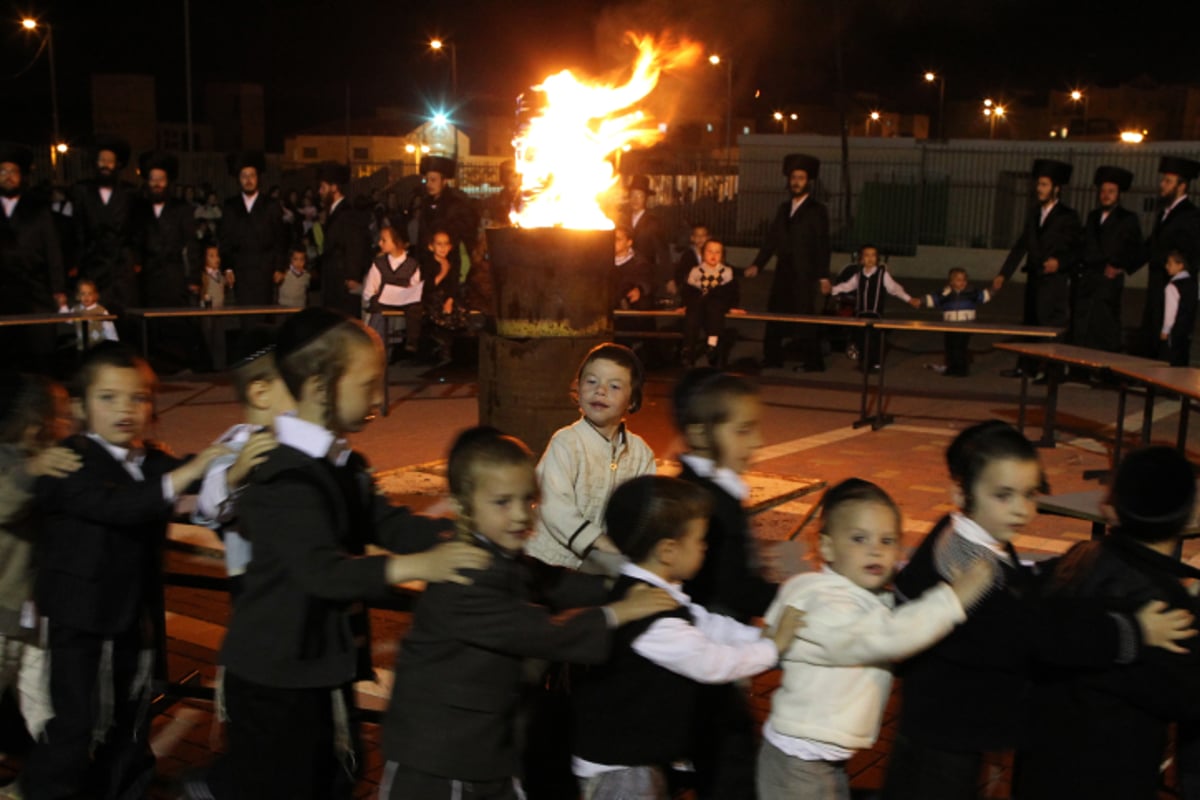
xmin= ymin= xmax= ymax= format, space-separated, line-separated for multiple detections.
xmin=579 ymin=766 xmax=668 ymax=800
xmin=757 ymin=739 xmax=850 ymax=800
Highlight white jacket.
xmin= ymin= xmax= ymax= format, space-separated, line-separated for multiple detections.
xmin=525 ymin=418 xmax=655 ymax=568
xmin=764 ymin=569 xmax=965 ymax=751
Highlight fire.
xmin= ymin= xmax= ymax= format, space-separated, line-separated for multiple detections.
xmin=512 ymin=34 xmax=700 ymax=230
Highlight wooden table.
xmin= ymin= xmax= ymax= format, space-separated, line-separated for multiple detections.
xmin=1106 ymin=363 xmax=1200 ymax=456
xmin=0 ymin=311 xmax=117 ymax=328
xmin=124 ymin=305 xmax=302 ymax=361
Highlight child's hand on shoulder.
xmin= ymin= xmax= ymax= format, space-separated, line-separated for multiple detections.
xmin=606 ymin=583 xmax=678 ymax=626
xmin=1136 ymin=600 xmax=1197 ymax=654
xmin=395 ymin=541 xmax=491 ymax=586
xmin=767 ymin=605 xmax=805 ymax=654
xmin=946 ymin=557 xmax=995 ymax=610
xmin=226 ymin=431 xmax=276 ymax=489
xmin=26 ymin=446 xmax=83 ymax=478
xmin=171 ymin=444 xmax=233 ymax=492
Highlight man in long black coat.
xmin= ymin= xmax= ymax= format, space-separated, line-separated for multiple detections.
xmin=410 ymin=155 xmax=478 ymax=279
xmin=219 ymin=151 xmax=287 ymax=307
xmin=70 ymin=135 xmax=139 ymax=312
xmin=993 ymin=158 xmax=1081 ymax=377
xmin=316 ymin=162 xmax=371 ymax=317
xmin=1131 ymin=155 xmax=1200 ymax=357
xmin=623 ymin=174 xmax=672 ymax=296
xmin=1073 ymin=166 xmax=1144 ymax=352
xmin=748 ymin=153 xmax=831 ymax=371
xmin=0 ymin=143 xmax=65 ymax=367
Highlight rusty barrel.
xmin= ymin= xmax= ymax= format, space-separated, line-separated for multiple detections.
xmin=478 ymin=227 xmax=614 ymax=454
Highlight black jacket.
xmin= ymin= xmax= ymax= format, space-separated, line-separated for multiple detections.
xmin=1016 ymin=535 xmax=1200 ymax=800
xmin=221 ymin=445 xmax=452 ymax=689
xmin=0 ymin=194 xmax=65 ymax=314
xmin=34 ymin=435 xmax=182 ymax=635
xmin=319 ymin=200 xmax=373 ymax=317
xmin=627 ymin=209 xmax=672 ymax=290
xmin=999 ymin=202 xmax=1082 ymax=281
xmin=383 ymin=536 xmax=610 ymax=782
xmin=70 ymin=180 xmax=139 ymax=306
xmin=218 ymin=193 xmax=288 ymax=306
xmin=1139 ymin=198 xmax=1200 ymax=335
xmin=135 ymin=197 xmax=197 ymax=307
xmin=677 ymin=460 xmax=775 ymax=623
xmin=752 ymin=196 xmax=831 ymax=312
xmin=1081 ymin=204 xmax=1144 ymax=275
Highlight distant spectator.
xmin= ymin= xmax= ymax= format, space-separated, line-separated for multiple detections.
xmin=195 ymin=191 xmax=222 ymax=237
xmin=59 ymin=279 xmax=118 ymax=350
xmin=274 ymin=245 xmax=312 ymax=308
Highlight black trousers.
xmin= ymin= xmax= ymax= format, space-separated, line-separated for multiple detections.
xmin=684 ymin=295 xmax=732 ymax=353
xmin=1169 ymin=332 xmax=1193 ymax=367
xmin=20 ymin=621 xmax=154 ymax=800
xmin=690 ymin=683 xmax=758 ymax=800
xmin=383 ymin=763 xmax=519 ymax=800
xmin=880 ymin=733 xmax=983 ymax=800
xmin=224 ymin=670 xmax=359 ymax=800
xmin=763 ymin=267 xmax=823 ymax=368
xmin=945 ymin=332 xmax=971 ymax=375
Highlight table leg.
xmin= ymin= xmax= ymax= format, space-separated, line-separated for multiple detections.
xmin=1036 ymin=362 xmax=1058 ymax=448
xmin=141 ymin=316 xmax=150 ymax=361
xmin=1083 ymin=381 xmax=1125 ymax=483
xmin=872 ymin=328 xmax=894 ymax=431
xmin=1142 ymin=386 xmax=1156 ymax=444
xmin=1017 ymin=372 xmax=1029 ymax=434
xmin=1177 ymin=396 xmax=1190 ymax=452
xmin=852 ymin=323 xmax=874 ymax=429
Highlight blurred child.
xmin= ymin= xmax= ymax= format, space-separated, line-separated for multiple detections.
xmin=0 ymin=373 xmax=78 ymax=747
xmin=882 ymin=421 xmax=1196 ymax=800
xmin=526 ymin=343 xmax=656 ymax=572
xmin=364 ymin=225 xmax=426 ymax=361
xmin=923 ymin=267 xmax=992 ymax=377
xmin=380 ymin=427 xmax=677 ymax=799
xmin=200 ymin=244 xmax=232 ymax=369
xmin=613 ymin=224 xmax=653 ymax=311
xmin=571 ymin=475 xmax=804 ymax=800
xmin=759 ymin=479 xmax=992 ymax=800
xmin=682 ymin=239 xmax=740 ymax=367
xmin=1016 ymin=445 xmax=1200 ymax=800
xmin=218 ymin=309 xmax=488 ymax=800
xmin=1161 ymin=249 xmax=1196 ymax=366
xmin=275 ymin=244 xmax=312 ymax=308
xmin=820 ymin=245 xmax=920 ymax=371
xmin=671 ymin=368 xmax=778 ymax=799
xmin=421 ymin=230 xmax=468 ymax=364
xmin=60 ymin=278 xmax=118 ymax=350
xmin=20 ymin=346 xmax=226 ymax=799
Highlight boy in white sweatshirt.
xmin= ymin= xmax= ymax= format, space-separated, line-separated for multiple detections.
xmin=759 ymin=478 xmax=992 ymax=800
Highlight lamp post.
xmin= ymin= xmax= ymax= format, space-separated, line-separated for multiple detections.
xmin=983 ymin=100 xmax=1006 ymax=139
xmin=709 ymin=54 xmax=733 ymax=160
xmin=1069 ymin=89 xmax=1088 ymax=137
xmin=430 ymin=38 xmax=459 ymax=163
xmin=21 ymin=18 xmax=61 ymax=170
xmin=923 ymin=71 xmax=945 ymax=139
xmin=867 ymin=110 xmax=881 ymax=137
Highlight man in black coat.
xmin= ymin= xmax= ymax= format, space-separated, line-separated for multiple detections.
xmin=1131 ymin=155 xmax=1200 ymax=357
xmin=70 ymin=135 xmax=139 ymax=312
xmin=993 ymin=158 xmax=1081 ymax=378
xmin=622 ymin=174 xmax=672 ymax=297
xmin=0 ymin=143 xmax=66 ymax=367
xmin=1072 ymin=166 xmax=1144 ymax=352
xmin=748 ymin=153 xmax=831 ymax=371
xmin=316 ymin=161 xmax=371 ymax=317
xmin=411 ymin=155 xmax=479 ymax=279
xmin=219 ymin=151 xmax=288 ymax=307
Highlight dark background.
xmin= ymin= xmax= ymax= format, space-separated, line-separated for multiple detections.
xmin=0 ymin=0 xmax=1187 ymax=149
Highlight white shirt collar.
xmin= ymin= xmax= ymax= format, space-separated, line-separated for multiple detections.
xmin=386 ymin=252 xmax=407 ymax=267
xmin=620 ymin=562 xmax=692 ymax=605
xmin=790 ymin=194 xmax=808 ymax=214
xmin=99 ymin=186 xmax=113 ymax=205
xmin=680 ymin=452 xmax=749 ymax=501
xmin=274 ymin=413 xmax=349 ymax=466
xmin=242 ymin=192 xmax=258 ymax=212
xmin=153 ymin=201 xmax=164 ymax=218
xmin=1171 ymin=269 xmax=1192 ymax=283
xmin=329 ymin=196 xmax=344 ymax=215
xmin=615 ymin=249 xmax=635 ymax=267
xmin=1 ymin=196 xmax=17 ymax=217
xmin=1165 ymin=195 xmax=1187 ymax=217
xmin=86 ymin=432 xmax=143 ymax=467
xmin=950 ymin=511 xmax=1012 ymax=563
xmin=631 ymin=209 xmax=645 ymax=227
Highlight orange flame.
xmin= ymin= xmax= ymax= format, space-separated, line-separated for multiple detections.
xmin=512 ymin=34 xmax=701 ymax=230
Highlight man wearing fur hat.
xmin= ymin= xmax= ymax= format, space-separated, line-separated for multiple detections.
xmin=70 ymin=135 xmax=140 ymax=312
xmin=411 ymin=155 xmax=479 ymax=280
xmin=748 ymin=153 xmax=831 ymax=371
xmin=1131 ymin=156 xmax=1200 ymax=357
xmin=219 ymin=151 xmax=288 ymax=307
xmin=993 ymin=159 xmax=1081 ymax=379
xmin=134 ymin=152 xmax=197 ymax=309
xmin=0 ymin=143 xmax=66 ymax=365
xmin=1073 ymin=166 xmax=1143 ymax=352
xmin=317 ymin=161 xmax=371 ymax=317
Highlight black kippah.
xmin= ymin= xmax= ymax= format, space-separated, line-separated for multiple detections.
xmin=1111 ymin=446 xmax=1196 ymax=528
xmin=275 ymin=308 xmax=351 ymax=362
xmin=230 ymin=325 xmax=278 ymax=371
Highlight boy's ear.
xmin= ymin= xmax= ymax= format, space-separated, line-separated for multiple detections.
xmin=301 ymin=374 xmax=327 ymax=406
xmin=652 ymin=536 xmax=676 ymax=566
xmin=817 ymin=532 xmax=835 ymax=564
xmin=246 ymin=379 xmax=273 ymax=411
xmin=683 ymin=423 xmax=707 ymax=452
xmin=950 ymin=482 xmax=966 ymax=510
xmin=1098 ymin=502 xmax=1119 ymax=529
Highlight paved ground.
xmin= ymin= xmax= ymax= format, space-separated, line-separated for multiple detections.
xmin=3 ymin=277 xmax=1197 ymax=798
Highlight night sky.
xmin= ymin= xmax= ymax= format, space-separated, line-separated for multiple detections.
xmin=1 ymin=0 xmax=1190 ymax=149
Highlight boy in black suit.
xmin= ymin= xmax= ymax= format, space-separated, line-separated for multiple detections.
xmin=20 ymin=345 xmax=226 ymax=800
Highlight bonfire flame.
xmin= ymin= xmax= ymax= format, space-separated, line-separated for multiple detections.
xmin=512 ymin=34 xmax=700 ymax=230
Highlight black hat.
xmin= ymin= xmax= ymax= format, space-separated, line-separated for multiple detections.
xmin=1093 ymin=166 xmax=1133 ymax=192
xmin=419 ymin=155 xmax=456 ymax=179
xmin=1158 ymin=156 xmax=1200 ymax=181
xmin=91 ymin=134 xmax=131 ymax=167
xmin=226 ymin=150 xmax=266 ymax=177
xmin=782 ymin=153 xmax=820 ymax=178
xmin=1032 ymin=159 xmax=1072 ymax=186
xmin=276 ymin=307 xmax=351 ymax=362
xmin=230 ymin=325 xmax=278 ymax=371
xmin=316 ymin=162 xmax=350 ymax=187
xmin=626 ymin=174 xmax=655 ymax=196
xmin=1109 ymin=445 xmax=1196 ymax=541
xmin=0 ymin=142 xmax=34 ymax=174
xmin=138 ymin=151 xmax=179 ymax=182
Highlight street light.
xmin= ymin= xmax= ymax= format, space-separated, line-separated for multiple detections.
xmin=1069 ymin=88 xmax=1088 ymax=136
xmin=430 ymin=38 xmax=459 ymax=163
xmin=867 ymin=110 xmax=881 ymax=136
xmin=923 ymin=70 xmax=946 ymax=139
xmin=983 ymin=103 xmax=1006 ymax=138
xmin=20 ymin=17 xmax=61 ymax=170
xmin=709 ymin=53 xmax=733 ymax=159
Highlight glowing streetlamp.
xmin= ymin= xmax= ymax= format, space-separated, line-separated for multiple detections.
xmin=867 ymin=110 xmax=881 ymax=136
xmin=1120 ymin=130 xmax=1145 ymax=144
xmin=982 ymin=102 xmax=1006 ymax=138
xmin=430 ymin=38 xmax=459 ymax=162
xmin=1068 ymin=88 xmax=1089 ymax=136
xmin=923 ymin=70 xmax=946 ymax=139
xmin=20 ymin=17 xmax=60 ymax=170
xmin=709 ymin=53 xmax=733 ymax=158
